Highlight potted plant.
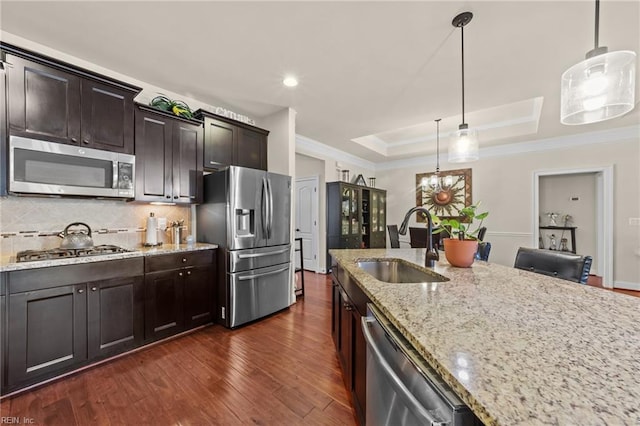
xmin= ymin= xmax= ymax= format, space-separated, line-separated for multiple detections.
xmin=434 ymin=203 xmax=489 ymax=267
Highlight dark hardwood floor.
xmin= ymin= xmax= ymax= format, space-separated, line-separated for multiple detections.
xmin=0 ymin=272 xmax=356 ymax=426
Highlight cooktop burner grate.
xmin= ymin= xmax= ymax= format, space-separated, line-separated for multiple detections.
xmin=16 ymin=245 xmax=132 ymax=262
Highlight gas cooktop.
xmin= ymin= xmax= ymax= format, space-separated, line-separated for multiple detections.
xmin=16 ymin=245 xmax=132 ymax=263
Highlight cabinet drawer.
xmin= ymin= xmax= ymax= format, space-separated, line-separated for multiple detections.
xmin=9 ymin=257 xmax=144 ymax=293
xmin=145 ymin=250 xmax=214 ymax=273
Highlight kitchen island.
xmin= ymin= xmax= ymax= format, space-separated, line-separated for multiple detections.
xmin=330 ymin=248 xmax=640 ymax=425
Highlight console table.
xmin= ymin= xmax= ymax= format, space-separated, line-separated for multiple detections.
xmin=539 ymin=226 xmax=577 ymax=253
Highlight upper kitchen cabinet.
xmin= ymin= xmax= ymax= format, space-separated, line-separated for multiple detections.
xmin=134 ymin=105 xmax=203 ymax=204
xmin=195 ymin=109 xmax=269 ymax=171
xmin=2 ymin=43 xmax=140 ymax=154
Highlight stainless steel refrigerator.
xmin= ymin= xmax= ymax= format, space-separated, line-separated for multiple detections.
xmin=196 ymin=166 xmax=292 ymax=328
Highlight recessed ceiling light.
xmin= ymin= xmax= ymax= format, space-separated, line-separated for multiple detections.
xmin=283 ymin=76 xmax=298 ymax=87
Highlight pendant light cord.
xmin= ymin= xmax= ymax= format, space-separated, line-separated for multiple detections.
xmin=435 ymin=119 xmax=441 ymax=171
xmin=594 ymin=0 xmax=600 ymax=50
xmin=461 ymin=23 xmax=466 ymax=125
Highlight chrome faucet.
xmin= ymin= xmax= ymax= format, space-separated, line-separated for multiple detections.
xmin=399 ymin=206 xmax=439 ymax=268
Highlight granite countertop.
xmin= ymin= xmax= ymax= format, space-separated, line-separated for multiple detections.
xmin=330 ymin=248 xmax=640 ymax=426
xmin=0 ymin=243 xmax=218 ymax=272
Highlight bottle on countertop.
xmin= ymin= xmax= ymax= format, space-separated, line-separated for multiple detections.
xmin=145 ymin=212 xmax=158 ymax=246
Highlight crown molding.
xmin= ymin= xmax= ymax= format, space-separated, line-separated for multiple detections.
xmin=375 ymin=124 xmax=640 ymax=171
xmin=295 ymin=134 xmax=376 ymax=171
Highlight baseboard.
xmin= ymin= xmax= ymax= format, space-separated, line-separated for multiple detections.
xmin=614 ymin=280 xmax=640 ymax=291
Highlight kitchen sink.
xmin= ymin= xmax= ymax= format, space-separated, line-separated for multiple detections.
xmin=356 ymin=259 xmax=449 ymax=283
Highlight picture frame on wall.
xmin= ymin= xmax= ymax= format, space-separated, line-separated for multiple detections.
xmin=415 ymin=168 xmax=472 ymax=222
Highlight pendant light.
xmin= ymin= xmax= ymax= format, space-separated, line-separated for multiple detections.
xmin=449 ymin=12 xmax=479 ymax=163
xmin=560 ymin=0 xmax=636 ymax=125
xmin=428 ymin=119 xmax=453 ymax=192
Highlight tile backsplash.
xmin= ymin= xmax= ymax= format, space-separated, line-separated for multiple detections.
xmin=0 ymin=196 xmax=191 ymax=255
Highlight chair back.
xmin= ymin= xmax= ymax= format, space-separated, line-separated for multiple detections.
xmin=409 ymin=227 xmax=428 ymax=248
xmin=514 ymin=247 xmax=592 ymax=284
xmin=387 ymin=225 xmax=400 ymax=248
xmin=475 ymin=242 xmax=491 ymax=261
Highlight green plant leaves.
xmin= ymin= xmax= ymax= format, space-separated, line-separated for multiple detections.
xmin=150 ymin=94 xmax=194 ymax=119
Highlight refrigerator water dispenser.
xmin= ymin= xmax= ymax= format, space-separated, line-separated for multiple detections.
xmin=235 ymin=208 xmax=254 ymax=236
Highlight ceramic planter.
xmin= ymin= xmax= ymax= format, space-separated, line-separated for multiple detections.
xmin=443 ymin=238 xmax=478 ymax=268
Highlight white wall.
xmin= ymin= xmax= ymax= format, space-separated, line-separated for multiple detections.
xmin=295 ymin=136 xmax=376 ymax=273
xmin=376 ymin=129 xmax=640 ymax=287
xmin=539 ymin=173 xmax=597 ymax=266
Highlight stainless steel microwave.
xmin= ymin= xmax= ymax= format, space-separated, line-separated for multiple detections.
xmin=9 ymin=136 xmax=135 ymax=199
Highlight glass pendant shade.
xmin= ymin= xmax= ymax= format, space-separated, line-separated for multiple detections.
xmin=561 ymin=50 xmax=636 ymax=125
xmin=448 ymin=125 xmax=479 ymax=163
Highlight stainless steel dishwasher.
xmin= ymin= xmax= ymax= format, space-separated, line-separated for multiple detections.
xmin=362 ymin=304 xmax=480 ymax=426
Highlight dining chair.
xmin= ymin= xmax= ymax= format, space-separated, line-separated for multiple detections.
xmin=408 ymin=227 xmax=428 ymax=248
xmin=387 ymin=225 xmax=400 ymax=248
xmin=475 ymin=241 xmax=491 ymax=261
xmin=513 ymin=247 xmax=592 ymax=284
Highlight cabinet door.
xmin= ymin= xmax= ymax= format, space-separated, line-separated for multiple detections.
xmin=338 ymin=288 xmax=353 ymax=390
xmin=236 ymin=128 xmax=267 ymax=170
xmin=134 ymin=109 xmax=173 ymax=202
xmin=172 ymin=121 xmax=203 ymax=204
xmin=183 ymin=266 xmax=214 ymax=329
xmin=352 ymin=308 xmax=367 ymax=424
xmin=6 ymin=54 xmax=81 ymax=144
xmin=7 ymin=284 xmax=87 ymax=388
xmin=331 ymin=279 xmax=340 ymax=349
xmin=203 ymin=117 xmax=235 ymax=170
xmin=81 ymin=80 xmax=135 ymax=153
xmin=144 ymin=270 xmax=184 ymax=341
xmin=87 ymin=276 xmax=144 ymax=359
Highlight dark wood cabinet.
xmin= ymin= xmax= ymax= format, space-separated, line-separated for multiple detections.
xmin=3 ymin=45 xmax=139 ymax=154
xmin=331 ymin=263 xmax=369 ymax=425
xmin=326 ymin=182 xmax=386 ymax=270
xmin=196 ymin=110 xmax=269 ymax=171
xmin=134 ymin=105 xmax=203 ymax=204
xmin=87 ymin=276 xmax=144 ymax=359
xmin=144 ymin=250 xmax=215 ymax=341
xmin=7 ymin=283 xmax=88 ymax=388
xmin=4 ymin=258 xmax=144 ymax=392
xmin=7 ymin=53 xmax=81 ymax=145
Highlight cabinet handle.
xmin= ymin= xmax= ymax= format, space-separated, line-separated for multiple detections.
xmin=343 ymin=302 xmax=352 ymax=311
xmin=91 ymin=287 xmax=97 ymax=291
xmin=166 ymin=195 xmax=171 ymax=199
xmin=78 ymin=289 xmax=84 ymax=293
xmin=71 ymin=137 xmax=78 ymax=143
xmin=179 ymin=272 xmax=183 ymax=277
xmin=182 ymin=258 xmax=187 ymax=263
xmin=209 ymin=161 xmax=216 ymax=165
xmin=82 ymin=139 xmax=90 ymax=145
xmin=187 ymin=271 xmax=191 ymax=276
xmin=173 ymin=196 xmax=178 ymax=199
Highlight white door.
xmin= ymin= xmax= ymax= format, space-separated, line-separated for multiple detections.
xmin=295 ymin=176 xmax=319 ymax=272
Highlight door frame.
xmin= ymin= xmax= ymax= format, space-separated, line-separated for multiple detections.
xmin=295 ymin=175 xmax=320 ymax=273
xmin=532 ymin=166 xmax=613 ymax=288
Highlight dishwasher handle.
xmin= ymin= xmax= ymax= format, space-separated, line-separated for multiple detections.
xmin=361 ymin=316 xmax=450 ymax=426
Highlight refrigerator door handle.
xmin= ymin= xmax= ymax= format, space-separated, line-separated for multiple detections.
xmin=237 ymin=266 xmax=289 ymax=281
xmin=238 ymin=247 xmax=290 ymax=259
xmin=266 ymin=177 xmax=274 ymax=239
xmin=261 ymin=177 xmax=269 ymax=238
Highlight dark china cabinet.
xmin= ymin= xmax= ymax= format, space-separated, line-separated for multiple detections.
xmin=134 ymin=105 xmax=203 ymax=204
xmin=2 ymin=43 xmax=140 ymax=154
xmin=4 ymin=258 xmax=144 ymax=392
xmin=144 ymin=250 xmax=215 ymax=342
xmin=195 ymin=109 xmax=269 ymax=171
xmin=326 ymin=182 xmax=387 ymax=270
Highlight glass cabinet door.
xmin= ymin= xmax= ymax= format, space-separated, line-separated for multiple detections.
xmin=378 ymin=192 xmax=386 ymax=232
xmin=350 ymin=188 xmax=360 ymax=235
xmin=341 ymin=187 xmax=350 ymax=236
xmin=371 ymin=192 xmax=378 ymax=233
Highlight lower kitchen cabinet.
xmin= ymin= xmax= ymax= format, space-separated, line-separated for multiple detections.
xmin=4 ymin=258 xmax=144 ymax=392
xmin=331 ymin=261 xmax=369 ymax=425
xmin=144 ymin=249 xmax=215 ymax=341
